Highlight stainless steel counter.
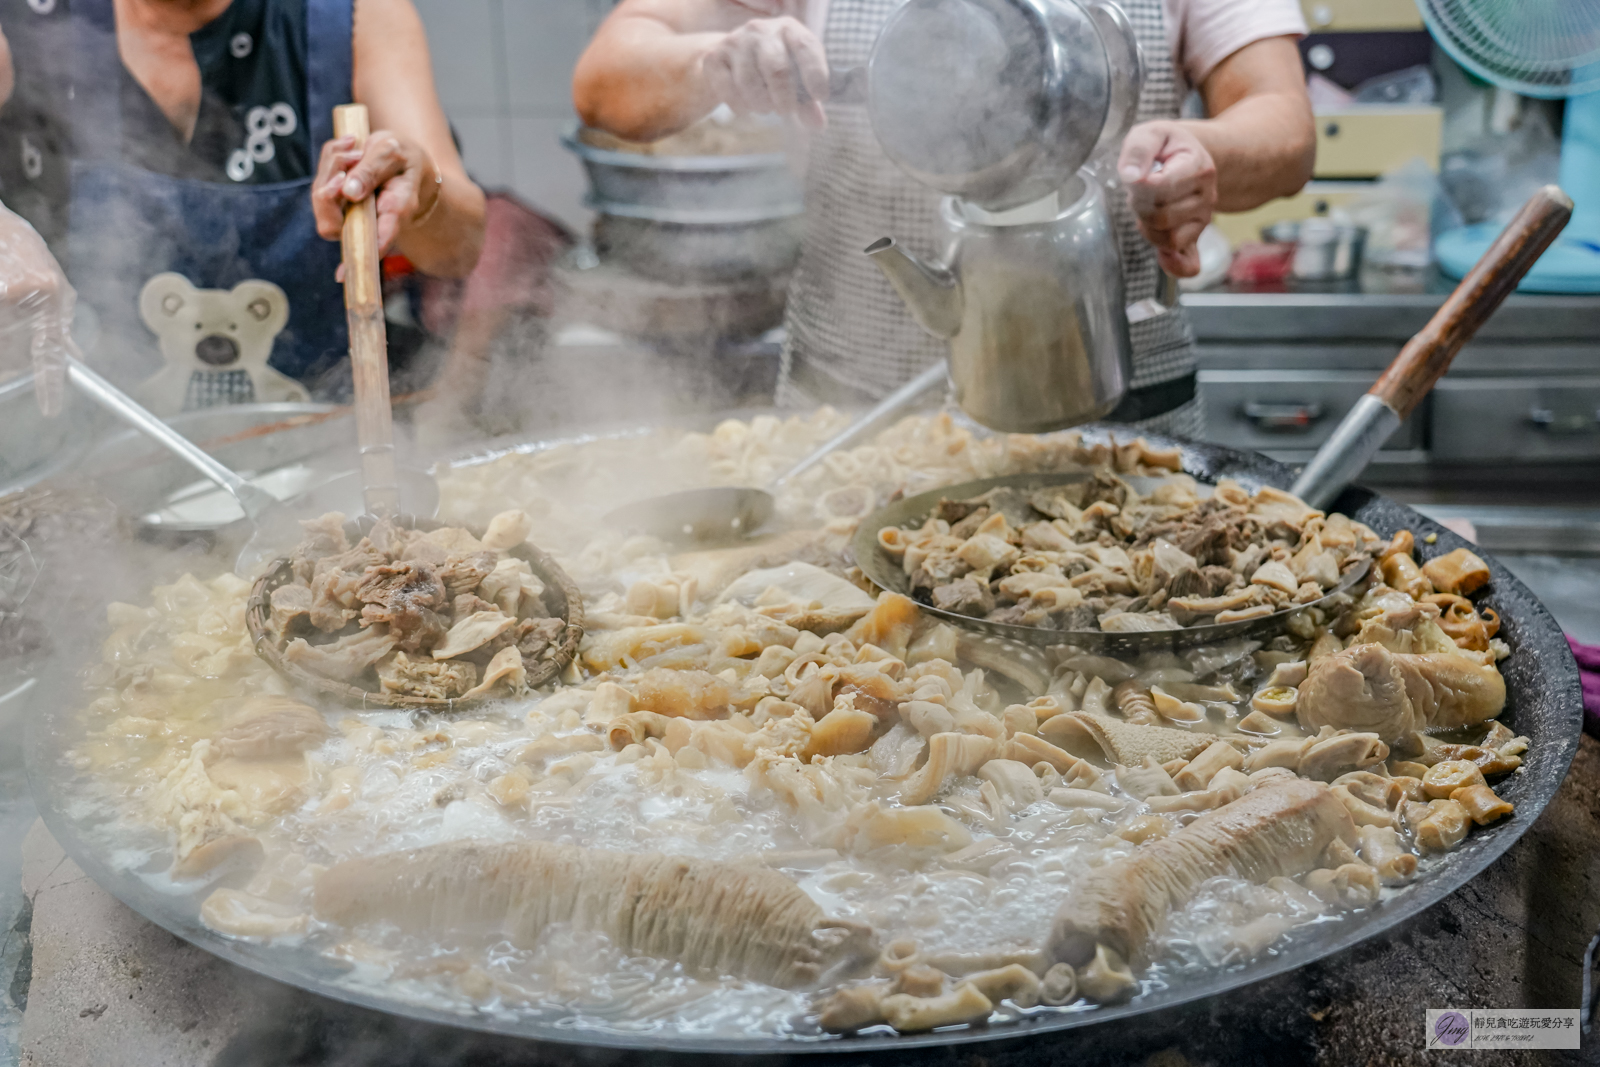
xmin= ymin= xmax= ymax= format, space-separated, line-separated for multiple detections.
xmin=1186 ymin=269 xmax=1600 ymax=518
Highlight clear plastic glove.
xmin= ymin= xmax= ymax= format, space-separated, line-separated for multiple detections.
xmin=704 ymin=0 xmax=828 ymax=129
xmin=0 ymin=206 xmax=77 ymax=416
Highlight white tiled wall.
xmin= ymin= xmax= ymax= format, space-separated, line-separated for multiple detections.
xmin=414 ymin=0 xmax=611 ymax=234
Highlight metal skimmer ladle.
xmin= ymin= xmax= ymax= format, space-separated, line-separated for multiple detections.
xmin=63 ymin=355 xmax=280 ymax=522
xmin=58 ymin=355 xmax=438 ymax=575
xmin=605 ymin=362 xmax=947 ymax=545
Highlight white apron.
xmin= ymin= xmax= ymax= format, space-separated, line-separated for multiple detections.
xmin=777 ymin=0 xmax=1202 ymax=436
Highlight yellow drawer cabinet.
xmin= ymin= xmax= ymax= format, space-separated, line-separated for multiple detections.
xmin=1299 ymin=0 xmax=1423 ymax=31
xmin=1209 ymin=183 xmax=1367 ymax=247
xmin=1312 ymin=105 xmax=1442 ymax=178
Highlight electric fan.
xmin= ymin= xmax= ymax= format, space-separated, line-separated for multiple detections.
xmin=1417 ymin=0 xmax=1600 ymax=292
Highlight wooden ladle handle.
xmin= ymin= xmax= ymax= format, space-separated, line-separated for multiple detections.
xmin=1369 ymin=184 xmax=1573 ymax=419
xmin=332 ymin=103 xmax=401 ymax=518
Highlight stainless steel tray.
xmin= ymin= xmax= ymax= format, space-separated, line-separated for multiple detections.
xmin=24 ymin=428 xmax=1584 ymax=1056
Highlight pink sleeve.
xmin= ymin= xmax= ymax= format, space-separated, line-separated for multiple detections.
xmin=1171 ymin=0 xmax=1309 ymax=89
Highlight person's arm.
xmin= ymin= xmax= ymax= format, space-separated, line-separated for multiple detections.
xmin=311 ymin=0 xmax=485 ymax=278
xmin=573 ymin=0 xmax=826 ymax=142
xmin=0 ymin=25 xmax=15 ymax=109
xmin=1118 ymin=36 xmax=1314 ymax=276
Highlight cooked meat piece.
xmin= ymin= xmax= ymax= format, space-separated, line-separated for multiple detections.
xmin=357 ymin=561 xmax=448 ymax=654
xmin=1110 ymin=504 xmax=1187 ymax=541
xmin=1080 ymin=472 xmax=1129 ymax=509
xmin=480 ymin=557 xmax=546 ymax=618
xmin=283 ymin=625 xmax=396 ymax=683
xmin=1030 ymin=484 xmax=1088 ymax=520
xmin=1054 ymin=604 xmax=1097 ymax=630
xmin=985 ymin=605 xmax=1029 ymax=626
xmin=313 ymin=840 xmax=875 ymax=988
xmin=214 ymin=697 xmax=330 ymax=760
xmin=308 ymin=577 xmax=359 ymax=632
xmin=1297 ymin=642 xmax=1506 ymax=742
xmin=268 ymin=583 xmax=313 ymax=638
xmin=361 ymin=603 xmax=445 ymax=654
xmin=948 ymin=507 xmax=992 ymax=540
xmin=933 ymin=498 xmax=984 ymax=526
xmin=634 ymin=667 xmax=731 ymax=719
xmin=452 ymin=593 xmax=498 ymax=623
xmin=908 ymin=548 xmax=974 ymax=597
xmin=516 ymin=616 xmax=567 ymax=663
xmin=290 ymin=512 xmax=350 ymax=581
xmin=972 ymin=487 xmax=1038 ymax=528
xmin=482 ymin=509 xmax=534 ymax=552
xmin=376 ymin=651 xmax=477 ymax=699
xmin=1166 ymin=586 xmax=1263 ymax=623
xmin=1165 ymin=568 xmax=1208 ymax=599
xmin=1174 ymin=515 xmax=1240 ymax=567
xmin=308 ymin=541 xmax=386 ymax=632
xmin=433 ymin=611 xmax=516 ymax=659
xmin=438 ymin=551 xmax=499 ymax=599
xmin=1098 ymin=611 xmax=1181 ymax=632
xmin=363 ymin=517 xmax=407 ymax=556
xmin=1048 ymin=779 xmax=1355 ymax=969
xmin=462 ymin=645 xmax=528 ymax=698
xmin=400 ymin=537 xmax=450 ymax=568
xmin=931 ymin=578 xmax=994 ymax=617
xmin=1201 ymin=565 xmax=1239 ymax=594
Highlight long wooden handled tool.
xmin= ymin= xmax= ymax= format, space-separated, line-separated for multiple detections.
xmin=1290 ymin=185 xmax=1573 ymax=510
xmin=333 ymin=103 xmax=401 ymax=518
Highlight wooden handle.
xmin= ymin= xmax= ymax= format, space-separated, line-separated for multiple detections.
xmin=1369 ymin=184 xmax=1573 ymax=418
xmin=332 ymin=103 xmax=400 ymax=517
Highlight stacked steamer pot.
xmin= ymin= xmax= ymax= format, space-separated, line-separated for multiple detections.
xmin=552 ymin=119 xmax=803 ymax=409
xmin=562 ymin=119 xmax=803 ymax=284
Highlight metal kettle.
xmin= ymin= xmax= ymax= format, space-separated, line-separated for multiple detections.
xmin=862 ymin=0 xmax=1171 ymax=433
xmin=868 ymin=172 xmax=1173 ymax=433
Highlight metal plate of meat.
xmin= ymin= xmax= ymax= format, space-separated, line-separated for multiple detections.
xmin=853 ymin=471 xmax=1371 ymax=656
xmin=23 ymin=427 xmax=1584 ymax=1056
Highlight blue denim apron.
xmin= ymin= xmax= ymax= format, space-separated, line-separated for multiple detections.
xmin=65 ymin=0 xmax=351 ymax=391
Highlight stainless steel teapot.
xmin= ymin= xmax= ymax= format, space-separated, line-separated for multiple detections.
xmin=862 ymin=0 xmax=1173 ymax=433
xmin=868 ymin=173 xmax=1176 ymax=433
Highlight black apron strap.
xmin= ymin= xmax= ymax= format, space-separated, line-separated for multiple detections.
xmin=1107 ymin=372 xmax=1198 ymax=424
xmin=304 ymin=0 xmax=353 ymax=153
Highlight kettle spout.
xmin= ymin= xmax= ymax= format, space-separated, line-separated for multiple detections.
xmin=864 ymin=237 xmax=962 ymax=340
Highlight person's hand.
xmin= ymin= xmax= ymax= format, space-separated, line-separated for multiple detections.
xmin=0 ymin=207 xmax=77 ymax=416
xmin=702 ymin=7 xmax=828 ymax=130
xmin=313 ymin=130 xmax=443 ymax=269
xmin=1118 ymin=121 xmax=1217 ymax=277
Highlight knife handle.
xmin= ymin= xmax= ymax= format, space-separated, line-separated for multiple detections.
xmin=1369 ymin=184 xmax=1572 ymax=419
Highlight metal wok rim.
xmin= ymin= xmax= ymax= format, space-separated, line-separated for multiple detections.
xmin=25 ymin=425 xmax=1583 ymax=1056
xmin=853 ymin=470 xmax=1373 ymax=653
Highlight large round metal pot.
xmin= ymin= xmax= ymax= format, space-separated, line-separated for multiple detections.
xmin=562 ymin=124 xmax=803 ymax=221
xmin=592 ymin=211 xmax=803 ymax=284
xmin=24 ymin=422 xmax=1583 ymax=1056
